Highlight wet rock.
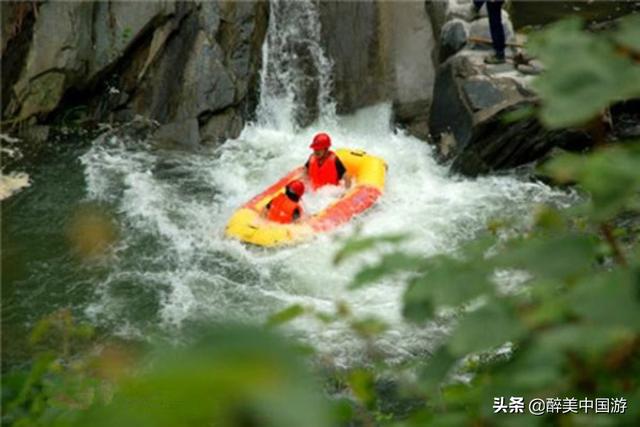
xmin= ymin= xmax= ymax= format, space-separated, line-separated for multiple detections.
xmin=384 ymin=0 xmax=436 ymax=136
xmin=429 ymin=55 xmax=477 ymax=151
xmin=152 ymin=118 xmax=200 ymax=147
xmin=12 ymin=71 xmax=67 ymax=120
xmin=439 ymin=19 xmax=469 ymax=62
xmin=463 ymin=78 xmax=505 ymax=111
xmin=6 ymin=1 xmax=92 ymax=120
xmin=19 ymin=125 xmax=50 ymax=145
xmin=175 ymin=30 xmax=236 ymax=120
xmin=5 ymin=1 xmax=174 ymax=121
xmin=319 ymin=0 xmax=383 ymax=115
xmin=425 ymin=1 xmax=577 ymax=176
xmin=394 ymin=100 xmax=431 ymax=141
xmin=200 ymin=108 xmax=244 ymax=145
xmin=126 ymin=0 xmax=267 ymax=142
xmin=89 ymin=1 xmax=175 ymax=81
xmin=611 ymin=99 xmax=640 ymax=139
xmin=428 ymin=52 xmax=584 ymax=176
xmin=450 ymin=102 xmax=592 ymax=176
xmin=217 ymin=0 xmax=268 ymax=103
xmin=318 ymin=0 xmax=436 ymax=135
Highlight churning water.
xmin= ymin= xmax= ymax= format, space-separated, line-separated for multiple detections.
xmin=76 ymin=99 xmax=572 ymax=367
xmin=2 ymin=0 xmax=574 ymax=368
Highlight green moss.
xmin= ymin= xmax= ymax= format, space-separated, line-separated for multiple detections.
xmin=18 ymin=71 xmax=66 ymax=120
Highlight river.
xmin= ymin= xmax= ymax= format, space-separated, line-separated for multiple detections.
xmin=1 ymin=0 xmax=574 ymax=371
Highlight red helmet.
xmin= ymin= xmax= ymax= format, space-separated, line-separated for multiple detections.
xmin=287 ymin=180 xmax=305 ymax=197
xmin=310 ymin=132 xmax=331 ymax=150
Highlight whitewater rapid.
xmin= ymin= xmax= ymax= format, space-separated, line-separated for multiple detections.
xmin=79 ymin=103 xmax=573 ymax=366
xmin=75 ymin=0 xmax=577 ymax=367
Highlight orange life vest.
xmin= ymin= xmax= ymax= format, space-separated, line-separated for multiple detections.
xmin=266 ymin=193 xmax=302 ymax=224
xmin=308 ymin=152 xmax=339 ymax=189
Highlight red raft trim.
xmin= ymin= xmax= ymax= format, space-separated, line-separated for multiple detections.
xmin=307 ymin=186 xmax=382 ymax=232
xmin=238 ymin=168 xmax=382 ymax=236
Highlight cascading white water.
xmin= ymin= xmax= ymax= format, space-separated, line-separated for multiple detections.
xmin=257 ymin=0 xmax=336 ymax=130
xmin=79 ymin=3 xmax=575 ymax=367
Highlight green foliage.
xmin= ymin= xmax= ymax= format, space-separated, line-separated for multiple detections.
xmin=1 ymin=310 xmax=100 ymax=427
xmin=3 ymin=323 xmax=337 ymax=427
xmin=614 ymin=14 xmax=640 ymax=52
xmin=542 ymin=144 xmax=640 ymax=220
xmin=350 ymin=252 xmax=422 ymax=289
xmin=320 ymin=14 xmax=640 ymax=424
xmin=333 ymin=232 xmax=407 ymax=265
xmin=4 ymin=13 xmax=640 ymax=427
xmin=75 ymin=326 xmax=334 ymax=427
xmin=266 ymin=303 xmax=306 ymax=328
xmin=527 ymin=15 xmax=640 ymax=128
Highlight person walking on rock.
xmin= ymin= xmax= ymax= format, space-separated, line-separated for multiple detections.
xmin=473 ymin=0 xmax=506 ymax=64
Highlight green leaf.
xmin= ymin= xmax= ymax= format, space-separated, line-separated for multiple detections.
xmin=403 ymin=278 xmax=435 ymax=323
xmin=350 ymin=316 xmax=388 ymax=338
xmin=350 ymin=253 xmax=423 ymax=289
xmin=532 ymin=205 xmax=566 ymax=233
xmin=543 ymin=144 xmax=640 ymax=221
xmin=569 ymin=270 xmax=640 ymax=329
xmin=520 ymin=290 xmax=570 ymax=330
xmin=449 ymin=301 xmax=526 ymax=356
xmin=266 ymin=304 xmax=306 ymax=328
xmin=614 ymin=14 xmax=640 ymax=53
xmin=402 ymin=238 xmax=496 ymax=323
xmin=414 ymin=260 xmax=493 ymax=308
xmin=528 ymin=18 xmax=640 ymax=128
xmin=498 ymin=343 xmax=564 ymax=393
xmin=333 ymin=233 xmax=407 ymax=265
xmin=538 ymin=323 xmax=632 ymax=356
xmin=418 ymin=347 xmax=458 ymax=394
xmin=347 ymin=370 xmax=376 ymax=408
xmin=501 ymin=104 xmax=536 ymax=124
xmin=75 ymin=326 xmax=333 ymax=427
xmin=496 ymin=233 xmax=597 ymax=281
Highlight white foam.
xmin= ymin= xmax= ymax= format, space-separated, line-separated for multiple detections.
xmin=77 ymin=1 xmax=575 ymax=366
xmin=79 ymin=102 xmax=573 ymax=366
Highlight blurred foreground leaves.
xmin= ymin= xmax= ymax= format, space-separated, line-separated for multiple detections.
xmin=528 ymin=15 xmax=640 ymax=128
xmin=4 ymin=13 xmax=640 ymax=427
xmin=2 ymin=321 xmax=335 ymax=427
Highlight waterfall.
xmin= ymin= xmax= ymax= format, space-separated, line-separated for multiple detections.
xmin=257 ymin=0 xmax=336 ymax=131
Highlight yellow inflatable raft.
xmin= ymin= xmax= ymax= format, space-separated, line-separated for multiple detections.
xmin=225 ymin=148 xmax=386 ymax=247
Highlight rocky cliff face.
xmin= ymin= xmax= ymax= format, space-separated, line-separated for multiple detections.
xmin=318 ymin=0 xmax=437 ymax=139
xmin=4 ymin=0 xmax=605 ymax=178
xmin=2 ymin=0 xmax=268 ymax=146
xmin=4 ymin=0 xmax=441 ymax=145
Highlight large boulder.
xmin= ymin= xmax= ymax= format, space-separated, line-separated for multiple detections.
xmin=384 ymin=1 xmax=437 ymax=140
xmin=4 ymin=1 xmax=93 ymax=120
xmin=439 ymin=19 xmax=469 ymax=62
xmin=152 ymin=118 xmax=200 ymax=147
xmin=200 ymin=107 xmax=244 ymax=145
xmin=450 ymin=102 xmax=592 ymax=176
xmin=429 ymin=52 xmax=593 ymax=176
xmin=425 ymin=0 xmax=585 ymax=176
